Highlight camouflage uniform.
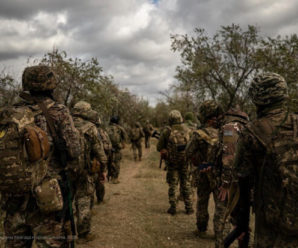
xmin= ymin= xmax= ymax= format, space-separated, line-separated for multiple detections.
xmin=72 ymin=101 xmax=107 ymax=239
xmin=233 ymin=73 xmax=298 ymax=248
xmin=130 ymin=122 xmax=145 ymax=161
xmin=2 ymin=66 xmax=80 ymax=248
xmin=93 ymin=114 xmax=113 ymax=203
xmin=107 ymin=117 xmax=127 ymax=183
xmin=186 ymin=100 xmax=226 ymax=247
xmin=143 ymin=120 xmax=153 ymax=148
xmin=157 ymin=110 xmax=193 ymax=215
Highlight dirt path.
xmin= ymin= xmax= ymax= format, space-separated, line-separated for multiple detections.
xmin=77 ymin=141 xmax=216 ymax=248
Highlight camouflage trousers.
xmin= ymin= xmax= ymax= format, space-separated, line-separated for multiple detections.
xmin=254 ymin=215 xmax=298 ymax=248
xmin=2 ymin=194 xmax=67 ymax=248
xmin=93 ymin=173 xmax=105 ymax=203
xmin=110 ymin=151 xmax=122 ymax=180
xmin=132 ymin=141 xmax=142 ymax=160
xmin=74 ymin=174 xmax=95 ymax=237
xmin=196 ymin=173 xmax=231 ymax=248
xmin=144 ymin=135 xmax=151 ymax=148
xmin=166 ymin=164 xmax=193 ymax=211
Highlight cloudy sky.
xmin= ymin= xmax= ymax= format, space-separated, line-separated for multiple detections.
xmin=0 ymin=0 xmax=297 ymax=105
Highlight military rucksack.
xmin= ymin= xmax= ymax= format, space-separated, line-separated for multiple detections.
xmin=167 ymin=124 xmax=190 ymax=164
xmin=108 ymin=125 xmax=123 ymax=150
xmin=72 ymin=118 xmax=95 ymax=174
xmin=192 ymin=127 xmax=219 ymax=169
xmin=0 ymin=105 xmax=50 ymax=193
xmin=131 ymin=127 xmax=141 ymax=141
xmin=248 ymin=113 xmax=298 ymax=235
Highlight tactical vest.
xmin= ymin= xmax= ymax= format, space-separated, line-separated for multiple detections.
xmin=248 ymin=112 xmax=298 ymax=235
xmin=108 ymin=124 xmax=123 ymax=150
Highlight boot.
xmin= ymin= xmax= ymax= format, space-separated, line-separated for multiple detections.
xmin=167 ymin=206 xmax=176 ymax=215
xmin=186 ymin=208 xmax=194 ymax=215
xmin=77 ymin=233 xmax=96 ymax=243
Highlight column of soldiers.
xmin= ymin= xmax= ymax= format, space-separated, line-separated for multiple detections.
xmin=0 ymin=65 xmax=127 ymax=247
xmin=157 ymin=72 xmax=298 ymax=248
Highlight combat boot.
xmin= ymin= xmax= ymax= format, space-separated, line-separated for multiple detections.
xmin=77 ymin=233 xmax=97 ymax=243
xmin=167 ymin=206 xmax=176 ymax=215
xmin=186 ymin=208 xmax=194 ymax=215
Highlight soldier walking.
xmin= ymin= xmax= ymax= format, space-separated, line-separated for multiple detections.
xmin=71 ymin=101 xmax=107 ymax=242
xmin=0 ymin=65 xmax=80 ymax=248
xmin=231 ymin=73 xmax=298 ymax=248
xmin=157 ymin=110 xmax=194 ymax=215
xmin=107 ymin=116 xmax=127 ymax=184
xmin=143 ymin=120 xmax=153 ymax=148
xmin=130 ymin=122 xmax=145 ymax=161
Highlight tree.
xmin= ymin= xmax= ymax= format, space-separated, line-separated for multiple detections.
xmin=0 ymin=72 xmax=20 ymax=107
xmin=171 ymin=24 xmax=298 ymax=113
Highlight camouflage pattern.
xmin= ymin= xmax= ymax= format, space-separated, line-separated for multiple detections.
xmin=143 ymin=120 xmax=153 ymax=148
xmin=186 ymin=100 xmax=228 ymax=248
xmin=168 ymin=110 xmax=183 ymax=125
xmin=72 ymin=104 xmax=107 ymax=237
xmin=74 ymin=174 xmax=95 ymax=237
xmin=2 ymin=89 xmax=80 ymax=247
xmin=198 ymin=100 xmax=223 ymax=124
xmin=130 ymin=122 xmax=144 ymax=161
xmin=249 ymin=72 xmax=288 ymax=107
xmin=157 ymin=112 xmax=193 ymax=212
xmin=233 ymin=73 xmax=298 ymax=248
xmin=107 ymin=122 xmax=126 ymax=182
xmin=22 ymin=65 xmax=56 ymax=92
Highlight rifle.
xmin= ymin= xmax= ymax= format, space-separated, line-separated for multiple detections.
xmin=224 ymin=177 xmax=250 ymax=248
xmin=152 ymin=130 xmax=160 ymax=139
xmin=36 ymin=100 xmax=76 ymax=248
xmin=159 ymin=149 xmax=168 ymax=170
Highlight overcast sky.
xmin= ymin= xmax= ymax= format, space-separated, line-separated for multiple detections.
xmin=0 ymin=0 xmax=297 ymax=105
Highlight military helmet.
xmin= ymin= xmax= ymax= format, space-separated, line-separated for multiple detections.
xmin=169 ymin=110 xmax=183 ymax=124
xmin=184 ymin=112 xmax=195 ymax=122
xmin=73 ymin=101 xmax=91 ymax=112
xmin=249 ymin=72 xmax=288 ymax=107
xmin=22 ymin=65 xmax=56 ymax=92
xmin=198 ymin=100 xmax=223 ymax=124
xmin=72 ymin=101 xmax=98 ymax=122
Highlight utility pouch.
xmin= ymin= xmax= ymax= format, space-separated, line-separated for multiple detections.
xmin=34 ymin=178 xmax=63 ymax=213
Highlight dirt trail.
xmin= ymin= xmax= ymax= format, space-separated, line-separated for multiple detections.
xmin=78 ymin=141 xmax=216 ymax=248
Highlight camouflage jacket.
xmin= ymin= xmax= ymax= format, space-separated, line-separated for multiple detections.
xmin=143 ymin=123 xmax=153 ymax=135
xmin=130 ymin=126 xmax=145 ymax=143
xmin=19 ymin=96 xmax=81 ymax=176
xmin=98 ymin=128 xmax=112 ymax=155
xmin=73 ymin=116 xmax=107 ymax=173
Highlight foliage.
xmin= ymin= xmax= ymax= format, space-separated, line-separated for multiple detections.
xmin=170 ymin=24 xmax=298 ymax=114
xmin=0 ymin=72 xmax=20 ymax=107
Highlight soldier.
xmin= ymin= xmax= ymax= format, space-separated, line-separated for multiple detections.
xmin=184 ymin=112 xmax=199 ymax=130
xmin=71 ymin=101 xmax=107 ymax=242
xmin=143 ymin=120 xmax=153 ymax=148
xmin=130 ymin=122 xmax=145 ymax=161
xmin=185 ymin=100 xmax=225 ymax=247
xmin=0 ymin=65 xmax=80 ymax=248
xmin=107 ymin=116 xmax=127 ymax=184
xmin=157 ymin=110 xmax=194 ymax=215
xmin=231 ymin=73 xmax=298 ymax=248
xmin=92 ymin=113 xmax=112 ymax=204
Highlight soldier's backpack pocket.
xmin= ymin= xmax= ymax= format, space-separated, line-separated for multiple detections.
xmin=34 ymin=178 xmax=64 ymax=213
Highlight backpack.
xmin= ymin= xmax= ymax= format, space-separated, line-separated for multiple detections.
xmin=72 ymin=118 xmax=95 ymax=174
xmin=0 ymin=105 xmax=50 ymax=193
xmin=108 ymin=125 xmax=122 ymax=150
xmin=167 ymin=124 xmax=190 ymax=164
xmin=248 ymin=113 xmax=298 ymax=235
xmin=192 ymin=127 xmax=219 ymax=169
xmin=131 ymin=127 xmax=141 ymax=141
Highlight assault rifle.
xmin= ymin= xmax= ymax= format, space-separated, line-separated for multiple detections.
xmin=224 ymin=178 xmax=250 ymax=248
